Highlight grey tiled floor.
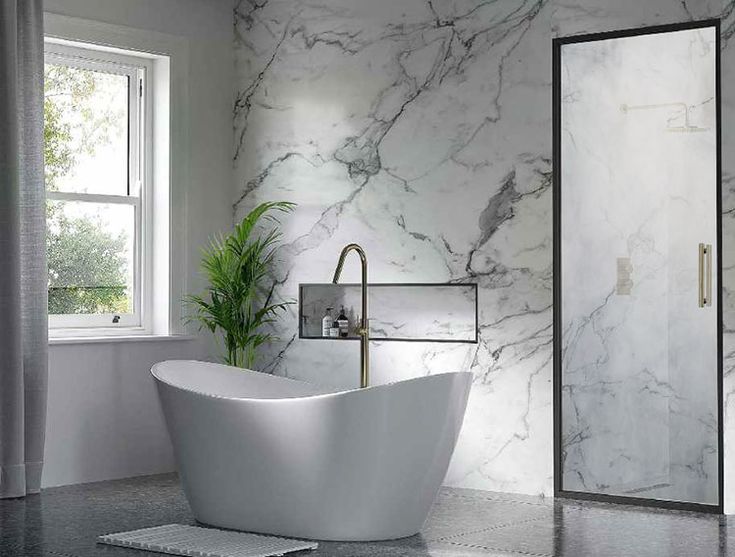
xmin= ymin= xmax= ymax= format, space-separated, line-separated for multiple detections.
xmin=0 ymin=473 xmax=731 ymax=556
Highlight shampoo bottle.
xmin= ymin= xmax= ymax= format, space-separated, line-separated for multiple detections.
xmin=322 ymin=307 xmax=333 ymax=337
xmin=337 ymin=305 xmax=349 ymax=338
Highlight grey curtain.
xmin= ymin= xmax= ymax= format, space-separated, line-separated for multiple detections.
xmin=0 ymin=0 xmax=48 ymax=498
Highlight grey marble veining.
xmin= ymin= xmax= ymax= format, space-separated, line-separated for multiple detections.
xmin=2 ymin=474 xmax=734 ymax=557
xmin=234 ymin=0 xmax=554 ymax=496
xmin=233 ymin=0 xmax=735 ymax=506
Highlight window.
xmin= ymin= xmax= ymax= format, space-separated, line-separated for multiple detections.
xmin=44 ymin=43 xmax=153 ymax=334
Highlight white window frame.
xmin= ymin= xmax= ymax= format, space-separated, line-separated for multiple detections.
xmin=45 ymin=42 xmax=154 ymax=335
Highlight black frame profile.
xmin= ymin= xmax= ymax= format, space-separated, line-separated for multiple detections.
xmin=552 ymin=19 xmax=723 ymax=514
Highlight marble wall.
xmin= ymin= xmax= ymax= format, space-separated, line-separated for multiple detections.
xmin=233 ymin=0 xmax=735 ymax=504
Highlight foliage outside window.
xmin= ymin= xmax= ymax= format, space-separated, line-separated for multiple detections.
xmin=44 ymin=44 xmax=148 ymax=330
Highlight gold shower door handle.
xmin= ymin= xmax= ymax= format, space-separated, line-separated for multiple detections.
xmin=699 ymin=243 xmax=712 ymax=308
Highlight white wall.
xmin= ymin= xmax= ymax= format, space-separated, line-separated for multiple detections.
xmin=41 ymin=0 xmax=234 ymax=487
xmin=44 ymin=338 xmax=206 ymax=487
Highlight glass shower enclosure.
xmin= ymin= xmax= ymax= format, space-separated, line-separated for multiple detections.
xmin=553 ymin=21 xmax=722 ymax=511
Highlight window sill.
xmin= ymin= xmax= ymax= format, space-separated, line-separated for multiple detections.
xmin=49 ymin=334 xmax=197 ymax=346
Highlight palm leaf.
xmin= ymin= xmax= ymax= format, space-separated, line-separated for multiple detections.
xmin=185 ymin=201 xmax=295 ymax=368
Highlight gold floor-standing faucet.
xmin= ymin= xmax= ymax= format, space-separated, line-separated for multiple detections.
xmin=332 ymin=243 xmax=369 ymax=388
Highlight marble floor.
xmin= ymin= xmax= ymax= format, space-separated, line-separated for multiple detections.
xmin=0 ymin=473 xmax=733 ymax=557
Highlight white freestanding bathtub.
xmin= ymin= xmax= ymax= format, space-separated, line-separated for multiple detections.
xmin=151 ymin=360 xmax=472 ymax=541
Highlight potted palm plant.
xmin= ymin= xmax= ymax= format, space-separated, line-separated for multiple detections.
xmin=185 ymin=201 xmax=295 ymax=368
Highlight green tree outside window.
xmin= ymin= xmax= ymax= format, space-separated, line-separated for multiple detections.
xmin=44 ymin=63 xmax=129 ymax=315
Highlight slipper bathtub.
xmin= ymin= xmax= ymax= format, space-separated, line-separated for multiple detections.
xmin=151 ymin=360 xmax=472 ymax=541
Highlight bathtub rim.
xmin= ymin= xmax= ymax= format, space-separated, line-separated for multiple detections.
xmin=151 ymin=359 xmax=472 ymax=403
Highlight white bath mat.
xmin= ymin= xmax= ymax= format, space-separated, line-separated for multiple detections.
xmin=98 ymin=523 xmax=318 ymax=557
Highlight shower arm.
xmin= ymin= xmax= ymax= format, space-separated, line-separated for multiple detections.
xmin=620 ymin=102 xmax=691 ymax=128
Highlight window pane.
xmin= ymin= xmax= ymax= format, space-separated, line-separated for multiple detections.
xmin=44 ymin=62 xmax=129 ymax=196
xmin=47 ymin=200 xmax=135 ymax=315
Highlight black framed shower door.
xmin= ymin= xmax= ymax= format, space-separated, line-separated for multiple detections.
xmin=552 ymin=19 xmax=723 ymax=513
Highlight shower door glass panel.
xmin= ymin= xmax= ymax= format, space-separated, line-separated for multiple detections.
xmin=560 ymin=26 xmax=718 ymax=505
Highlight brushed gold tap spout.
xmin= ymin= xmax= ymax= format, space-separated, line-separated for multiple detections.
xmin=332 ymin=243 xmax=369 ymax=388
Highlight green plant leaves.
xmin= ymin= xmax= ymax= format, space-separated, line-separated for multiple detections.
xmin=184 ymin=201 xmax=295 ymax=368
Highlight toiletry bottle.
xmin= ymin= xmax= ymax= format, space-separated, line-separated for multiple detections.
xmin=329 ymin=320 xmax=340 ymax=338
xmin=322 ymin=307 xmax=333 ymax=337
xmin=337 ymin=305 xmax=349 ymax=338
xmin=348 ymin=306 xmax=356 ymax=334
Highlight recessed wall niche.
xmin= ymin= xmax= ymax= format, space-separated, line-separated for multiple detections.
xmin=299 ymin=283 xmax=478 ymax=343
